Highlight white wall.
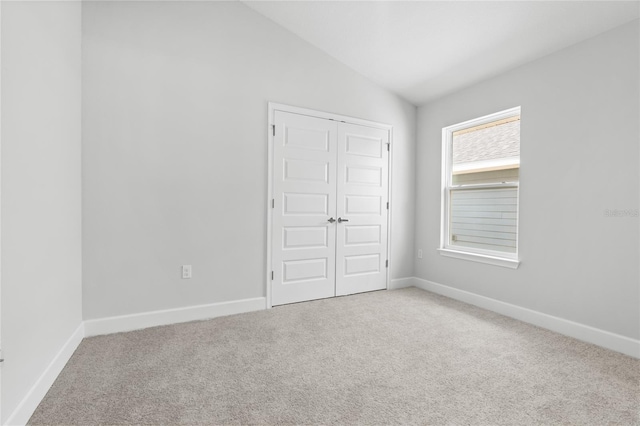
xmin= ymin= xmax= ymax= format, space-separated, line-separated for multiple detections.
xmin=1 ymin=1 xmax=82 ymax=423
xmin=81 ymin=1 xmax=416 ymax=320
xmin=415 ymin=20 xmax=639 ymax=339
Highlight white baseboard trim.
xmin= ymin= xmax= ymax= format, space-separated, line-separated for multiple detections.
xmin=84 ymin=297 xmax=267 ymax=337
xmin=5 ymin=323 xmax=85 ymax=426
xmin=389 ymin=277 xmax=415 ymax=290
xmin=409 ymin=277 xmax=640 ymax=359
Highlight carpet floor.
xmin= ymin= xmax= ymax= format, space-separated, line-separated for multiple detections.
xmin=29 ymin=287 xmax=639 ymax=425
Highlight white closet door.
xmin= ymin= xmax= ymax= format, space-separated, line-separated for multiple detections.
xmin=335 ymin=123 xmax=389 ymax=296
xmin=271 ymin=111 xmax=338 ymax=306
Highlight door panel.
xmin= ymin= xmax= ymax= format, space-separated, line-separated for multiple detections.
xmin=344 ymin=225 xmax=381 ymax=246
xmin=271 ymin=111 xmax=338 ymax=306
xmin=283 ymin=193 xmax=329 ymax=215
xmin=344 ymin=254 xmax=381 ymax=276
xmin=345 ymin=195 xmax=382 ymax=215
xmin=284 ymin=159 xmax=329 ymax=183
xmin=283 ymin=258 xmax=328 ymax=282
xmin=346 ymin=166 xmax=383 ymax=186
xmin=345 ymin=134 xmax=384 ymax=158
xmin=335 ymin=123 xmax=389 ymax=296
xmin=283 ymin=226 xmax=328 ymax=250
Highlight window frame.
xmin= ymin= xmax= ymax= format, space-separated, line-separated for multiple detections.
xmin=439 ymin=106 xmax=521 ymax=269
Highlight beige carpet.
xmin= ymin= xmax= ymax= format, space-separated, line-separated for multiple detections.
xmin=29 ymin=288 xmax=639 ymax=425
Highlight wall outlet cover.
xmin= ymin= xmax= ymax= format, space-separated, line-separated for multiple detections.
xmin=182 ymin=265 xmax=192 ymax=279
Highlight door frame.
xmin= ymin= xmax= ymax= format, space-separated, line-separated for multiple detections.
xmin=266 ymin=102 xmax=394 ymax=308
xmin=0 ymin=2 xmax=4 ymax=419
xmin=0 ymin=1 xmax=4 ymax=419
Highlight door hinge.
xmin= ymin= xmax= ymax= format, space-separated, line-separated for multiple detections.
xmin=271 ymin=271 xmax=274 ymax=280
xmin=0 ymin=349 xmax=4 ymax=363
xmin=272 ymin=199 xmax=275 ymax=209
xmin=387 ymin=143 xmax=390 ymax=151
xmin=385 ymin=260 xmax=389 ymax=268
xmin=271 ymin=124 xmax=275 ymax=136
xmin=386 ymin=201 xmax=389 ymax=210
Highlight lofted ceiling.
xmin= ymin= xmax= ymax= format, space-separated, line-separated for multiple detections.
xmin=243 ymin=1 xmax=640 ymax=106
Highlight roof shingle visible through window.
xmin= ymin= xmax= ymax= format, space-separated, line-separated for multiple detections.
xmin=453 ymin=120 xmax=520 ymax=165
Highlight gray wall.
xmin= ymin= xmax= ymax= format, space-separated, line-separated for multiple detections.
xmin=1 ymin=1 xmax=82 ymax=422
xmin=82 ymin=1 xmax=416 ymax=320
xmin=415 ymin=20 xmax=639 ymax=339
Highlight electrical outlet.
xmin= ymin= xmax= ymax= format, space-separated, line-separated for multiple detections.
xmin=182 ymin=265 xmax=192 ymax=279
xmin=417 ymin=249 xmax=423 ymax=259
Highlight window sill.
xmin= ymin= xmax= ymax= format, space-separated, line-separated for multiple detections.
xmin=437 ymin=248 xmax=520 ymax=269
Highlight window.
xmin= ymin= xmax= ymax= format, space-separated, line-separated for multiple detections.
xmin=439 ymin=107 xmax=521 ymax=268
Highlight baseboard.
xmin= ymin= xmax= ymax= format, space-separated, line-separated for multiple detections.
xmin=84 ymin=297 xmax=267 ymax=337
xmin=409 ymin=277 xmax=640 ymax=359
xmin=389 ymin=277 xmax=415 ymax=290
xmin=5 ymin=323 xmax=85 ymax=426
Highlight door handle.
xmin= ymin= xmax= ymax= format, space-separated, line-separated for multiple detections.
xmin=337 ymin=218 xmax=349 ymax=223
xmin=327 ymin=217 xmax=336 ymax=223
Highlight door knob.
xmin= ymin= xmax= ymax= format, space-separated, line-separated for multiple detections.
xmin=327 ymin=217 xmax=336 ymax=223
xmin=337 ymin=217 xmax=349 ymax=223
